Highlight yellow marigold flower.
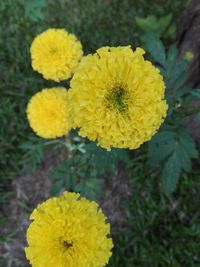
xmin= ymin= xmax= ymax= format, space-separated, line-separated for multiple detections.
xmin=27 ymin=87 xmax=71 ymax=138
xmin=68 ymin=46 xmax=168 ymax=150
xmin=25 ymin=192 xmax=113 ymax=267
xmin=30 ymin=28 xmax=83 ymax=81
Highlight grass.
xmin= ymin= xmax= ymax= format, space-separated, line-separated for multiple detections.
xmin=109 ymin=157 xmax=200 ymax=267
xmin=1 ymin=0 xmax=198 ymax=266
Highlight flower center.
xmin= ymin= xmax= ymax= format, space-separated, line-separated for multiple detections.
xmin=62 ymin=240 xmax=73 ymax=250
xmin=49 ymin=47 xmax=58 ymax=54
xmin=106 ymin=87 xmax=128 ymax=113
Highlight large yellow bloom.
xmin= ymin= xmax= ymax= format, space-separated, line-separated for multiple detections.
xmin=30 ymin=28 xmax=83 ymax=81
xmin=27 ymin=87 xmax=71 ymax=138
xmin=68 ymin=46 xmax=168 ymax=150
xmin=25 ymin=192 xmax=113 ymax=267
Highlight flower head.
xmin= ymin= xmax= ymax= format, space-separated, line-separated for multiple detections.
xmin=184 ymin=50 xmax=194 ymax=61
xmin=27 ymin=87 xmax=71 ymax=138
xmin=68 ymin=46 xmax=168 ymax=150
xmin=25 ymin=192 xmax=113 ymax=267
xmin=30 ymin=28 xmax=83 ymax=81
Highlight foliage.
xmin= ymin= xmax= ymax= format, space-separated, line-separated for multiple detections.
xmin=49 ymin=135 xmax=129 ymax=199
xmin=148 ymin=127 xmax=198 ymax=194
xmin=145 ymin=32 xmax=199 ymax=194
xmin=108 ymin=160 xmax=200 ymax=267
xmin=19 ymin=135 xmax=45 ymax=173
xmin=135 ymin=13 xmax=176 ymax=40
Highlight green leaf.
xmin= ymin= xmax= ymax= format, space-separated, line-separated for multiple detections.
xmin=165 ymin=44 xmax=178 ymax=72
xmin=20 ymin=135 xmax=45 ymax=173
xmin=165 ymin=23 xmax=176 ymax=39
xmin=173 ymin=74 xmax=186 ymax=91
xmin=24 ymin=0 xmax=46 ymax=22
xmin=148 ymin=130 xmax=175 ymax=165
xmin=145 ymin=32 xmax=166 ymax=65
xmin=135 ymin=15 xmax=158 ymax=32
xmin=159 ymin=66 xmax=167 ymax=77
xmin=75 ymin=178 xmax=103 ymax=199
xmin=49 ymin=160 xmax=73 ymax=191
xmin=85 ymin=143 xmax=115 ymax=174
xmin=85 ymin=142 xmax=129 ymax=174
xmin=176 ymin=87 xmax=191 ymax=97
xmin=191 ymin=89 xmax=200 ymax=99
xmin=176 ymin=143 xmax=191 ymax=172
xmin=157 ymin=14 xmax=172 ymax=35
xmin=179 ymin=129 xmax=198 ymax=159
xmin=50 ymin=180 xmax=64 ymax=196
xmin=161 ymin=151 xmax=181 ymax=195
xmin=49 ymin=160 xmax=69 ymax=180
xmin=166 ymin=61 xmax=187 ymax=92
xmin=150 ymin=130 xmax=175 ymax=143
xmin=135 ymin=14 xmax=172 ymax=36
xmin=148 ymin=140 xmax=174 ymax=166
xmin=111 ymin=148 xmax=130 ymax=164
xmin=170 ymin=61 xmax=187 ymax=81
xmin=148 ymin=127 xmax=198 ymax=194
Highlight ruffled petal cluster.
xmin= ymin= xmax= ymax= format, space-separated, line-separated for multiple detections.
xmin=27 ymin=87 xmax=71 ymax=138
xmin=68 ymin=46 xmax=168 ymax=150
xmin=30 ymin=28 xmax=83 ymax=81
xmin=25 ymin=192 xmax=113 ymax=267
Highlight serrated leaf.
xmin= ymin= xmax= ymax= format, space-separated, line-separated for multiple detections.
xmin=148 ymin=140 xmax=174 ymax=166
xmin=145 ymin=32 xmax=166 ymax=65
xmin=179 ymin=129 xmax=198 ymax=159
xmin=161 ymin=152 xmax=181 ymax=195
xmin=176 ymin=143 xmax=191 ymax=172
xmin=85 ymin=142 xmax=127 ymax=174
xmin=20 ymin=136 xmax=45 ymax=173
xmin=48 ymin=160 xmax=73 ymax=192
xmin=49 ymin=160 xmax=69 ymax=180
xmin=148 ymin=127 xmax=198 ymax=194
xmin=150 ymin=130 xmax=175 ymax=144
xmin=148 ymin=130 xmax=176 ymax=166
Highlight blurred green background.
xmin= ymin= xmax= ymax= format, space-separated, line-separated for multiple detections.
xmin=1 ymin=0 xmax=200 ymax=267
